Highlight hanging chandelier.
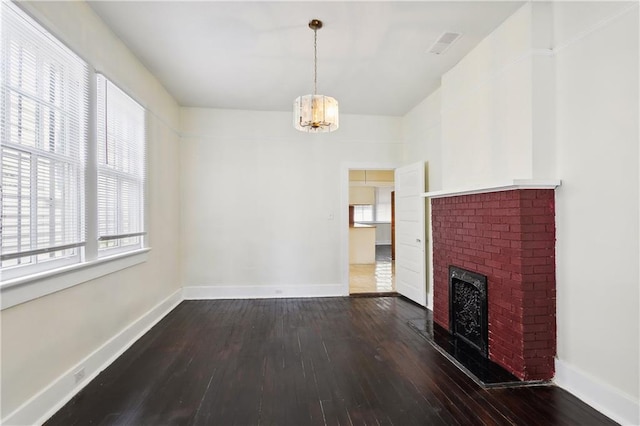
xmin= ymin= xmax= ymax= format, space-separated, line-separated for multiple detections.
xmin=293 ymin=19 xmax=339 ymax=133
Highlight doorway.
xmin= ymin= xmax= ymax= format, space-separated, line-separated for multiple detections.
xmin=347 ymin=169 xmax=396 ymax=295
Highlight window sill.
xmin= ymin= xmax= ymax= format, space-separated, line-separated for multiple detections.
xmin=1 ymin=248 xmax=151 ymax=310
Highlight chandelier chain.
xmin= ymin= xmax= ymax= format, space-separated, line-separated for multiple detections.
xmin=313 ymin=28 xmax=318 ymax=95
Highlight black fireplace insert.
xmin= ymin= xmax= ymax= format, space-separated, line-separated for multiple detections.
xmin=449 ymin=265 xmax=488 ymax=357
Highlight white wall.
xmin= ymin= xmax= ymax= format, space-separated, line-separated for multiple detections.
xmin=0 ymin=2 xmax=182 ymax=423
xmin=403 ymin=89 xmax=442 ymax=192
xmin=552 ymin=3 xmax=639 ymax=424
xmin=441 ymin=4 xmax=532 ymax=187
xmin=440 ymin=3 xmax=558 ymax=188
xmin=180 ymin=108 xmax=403 ymax=298
xmin=403 ymin=2 xmax=638 ymax=424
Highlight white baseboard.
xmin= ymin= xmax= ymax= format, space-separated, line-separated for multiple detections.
xmin=6 ymin=289 xmax=636 ymax=425
xmin=2 ymin=288 xmax=183 ymax=426
xmin=554 ymin=358 xmax=640 ymax=426
xmin=183 ymin=284 xmax=345 ymax=300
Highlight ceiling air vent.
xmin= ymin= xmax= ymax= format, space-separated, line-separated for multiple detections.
xmin=428 ymin=32 xmax=461 ymax=55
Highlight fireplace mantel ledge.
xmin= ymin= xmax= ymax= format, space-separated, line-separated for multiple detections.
xmin=422 ymin=179 xmax=562 ymax=199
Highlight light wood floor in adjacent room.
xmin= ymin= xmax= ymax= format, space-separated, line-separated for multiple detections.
xmin=349 ymin=244 xmax=395 ymax=294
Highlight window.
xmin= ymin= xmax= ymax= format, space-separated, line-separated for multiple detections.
xmin=1 ymin=2 xmax=89 ymax=279
xmin=353 ymin=205 xmax=374 ymax=222
xmin=96 ymin=75 xmax=146 ymax=256
xmin=1 ymin=3 xmax=147 ymax=283
xmin=352 ymin=187 xmax=393 ymax=223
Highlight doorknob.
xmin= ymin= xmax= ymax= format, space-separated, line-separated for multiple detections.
xmin=416 ymin=238 xmax=421 ymax=243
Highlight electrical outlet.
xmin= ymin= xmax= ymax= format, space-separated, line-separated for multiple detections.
xmin=74 ymin=367 xmax=85 ymax=384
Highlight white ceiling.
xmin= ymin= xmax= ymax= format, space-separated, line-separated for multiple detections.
xmin=88 ymin=1 xmax=524 ymax=116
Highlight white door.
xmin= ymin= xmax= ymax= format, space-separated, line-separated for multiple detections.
xmin=394 ymin=162 xmax=426 ymax=306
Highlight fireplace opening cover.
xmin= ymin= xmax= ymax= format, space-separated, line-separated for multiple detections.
xmin=449 ymin=265 xmax=488 ymax=357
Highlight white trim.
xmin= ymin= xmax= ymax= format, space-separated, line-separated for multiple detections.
xmin=349 ymin=181 xmax=395 ymax=188
xmin=531 ymin=48 xmax=554 ymax=57
xmin=3 ymin=288 xmax=637 ymax=425
xmin=179 ymin=133 xmax=405 ymax=146
xmin=552 ymin=2 xmax=639 ymax=54
xmin=1 ymin=288 xmax=183 ymax=426
xmin=554 ymin=358 xmax=640 ymax=426
xmin=183 ymin=284 xmax=344 ymax=300
xmin=422 ymin=179 xmax=561 ymax=199
xmin=1 ymin=248 xmax=151 ymax=310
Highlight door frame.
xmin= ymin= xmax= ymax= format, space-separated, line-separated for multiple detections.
xmin=340 ymin=162 xmax=401 ymax=296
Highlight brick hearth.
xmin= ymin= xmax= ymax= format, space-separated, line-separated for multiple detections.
xmin=431 ymin=189 xmax=556 ymax=381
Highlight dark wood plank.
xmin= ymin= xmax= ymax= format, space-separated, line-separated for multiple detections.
xmin=45 ymin=298 xmax=618 ymax=426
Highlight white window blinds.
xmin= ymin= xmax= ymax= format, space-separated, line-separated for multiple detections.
xmin=375 ymin=187 xmax=392 ymax=222
xmin=1 ymin=2 xmax=88 ymax=275
xmin=354 ymin=205 xmax=374 ymax=222
xmin=96 ymin=75 xmax=145 ymax=255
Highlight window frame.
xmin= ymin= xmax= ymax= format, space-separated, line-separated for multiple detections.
xmin=1 ymin=1 xmax=88 ymax=280
xmin=95 ymin=74 xmax=146 ymax=258
xmin=0 ymin=2 xmax=150 ymax=309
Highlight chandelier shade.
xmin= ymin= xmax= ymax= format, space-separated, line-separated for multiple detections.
xmin=293 ymin=94 xmax=339 ymax=133
xmin=293 ymin=19 xmax=339 ymax=133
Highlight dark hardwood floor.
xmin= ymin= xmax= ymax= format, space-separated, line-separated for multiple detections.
xmin=45 ymin=298 xmax=617 ymax=426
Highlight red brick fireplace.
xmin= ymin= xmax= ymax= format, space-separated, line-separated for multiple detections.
xmin=431 ymin=188 xmax=556 ymax=381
